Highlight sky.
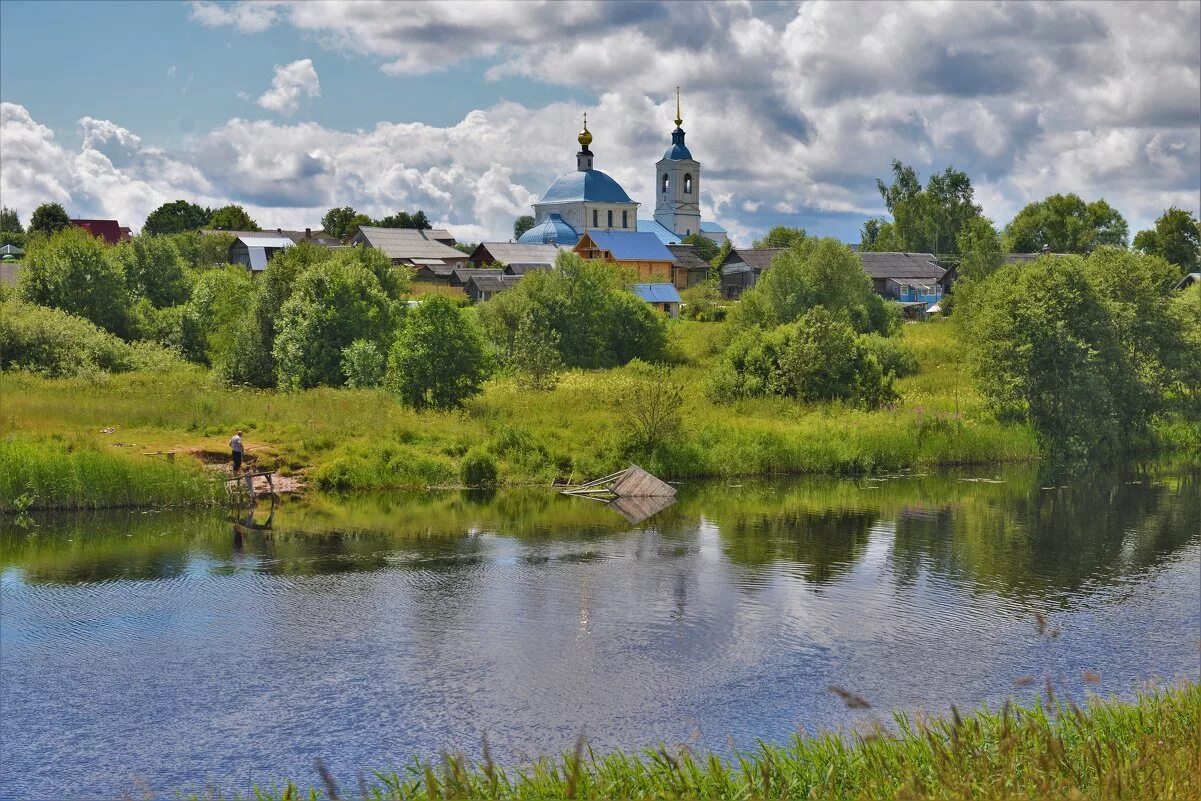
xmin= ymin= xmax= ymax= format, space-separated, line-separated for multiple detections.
xmin=1 ymin=0 xmax=1198 ymax=246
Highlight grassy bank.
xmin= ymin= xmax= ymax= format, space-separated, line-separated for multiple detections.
xmin=0 ymin=433 xmax=221 ymax=512
xmin=195 ymin=684 xmax=1199 ymax=801
xmin=1 ymin=321 xmax=1050 ymax=496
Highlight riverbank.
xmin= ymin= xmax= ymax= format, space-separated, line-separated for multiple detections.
xmin=193 ymin=684 xmax=1198 ymax=801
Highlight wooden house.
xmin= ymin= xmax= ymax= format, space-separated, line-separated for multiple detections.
xmin=573 ymin=230 xmax=675 ymax=282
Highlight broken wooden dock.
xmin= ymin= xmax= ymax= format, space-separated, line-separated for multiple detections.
xmin=222 ymin=470 xmax=275 ymax=502
xmin=561 ymin=465 xmax=676 ymax=499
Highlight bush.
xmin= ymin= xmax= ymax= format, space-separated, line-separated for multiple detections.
xmin=387 ymin=296 xmax=490 ymax=409
xmin=181 ymin=265 xmax=256 ymax=365
xmin=341 ymin=339 xmax=386 ymax=388
xmin=612 ymin=361 xmax=684 ymax=454
xmin=0 ymin=300 xmax=132 ymax=377
xmin=128 ymin=299 xmax=185 ymax=349
xmin=19 ymin=226 xmax=129 ymax=335
xmin=459 ymin=448 xmax=498 ymax=487
xmin=859 ymin=333 xmax=919 ymax=378
xmin=111 ymin=234 xmax=190 ymax=308
xmin=680 ymin=280 xmax=726 ymax=322
xmin=510 ymin=310 xmax=563 ymax=391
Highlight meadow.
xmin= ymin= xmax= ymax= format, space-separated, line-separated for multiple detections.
xmin=0 ymin=320 xmax=1049 ymax=510
xmin=191 ymin=684 xmax=1199 ymax=801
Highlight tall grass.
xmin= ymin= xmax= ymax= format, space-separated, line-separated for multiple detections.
xmin=192 ymin=683 xmax=1199 ymax=800
xmin=0 ymin=433 xmax=221 ymax=511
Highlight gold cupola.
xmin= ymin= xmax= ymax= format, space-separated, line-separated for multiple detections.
xmin=577 ymin=112 xmax=593 ymax=148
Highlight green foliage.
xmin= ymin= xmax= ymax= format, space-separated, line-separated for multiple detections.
xmin=510 ymin=310 xmax=563 ymax=391
xmin=1004 ymin=193 xmax=1129 ymax=253
xmin=181 ymin=265 xmax=255 ymax=366
xmin=273 ymin=253 xmax=397 ymax=389
xmin=321 ymin=206 xmax=370 ymax=240
xmin=111 ymin=234 xmax=190 ymax=308
xmin=143 ymin=200 xmax=211 ymax=235
xmin=679 ymin=279 xmax=725 ymax=322
xmin=858 ymin=332 xmax=919 ymax=378
xmin=955 ymin=216 xmax=1004 ymax=280
xmin=206 ymin=204 xmax=260 ymax=232
xmin=1133 ymin=206 xmax=1200 ymax=273
xmin=375 ymin=209 xmax=432 ymax=230
xmin=753 ymin=225 xmax=807 ymax=249
xmin=28 ymin=202 xmax=71 ymax=235
xmin=476 ymin=253 xmax=666 ymax=369
xmin=681 ymin=232 xmax=719 ymax=262
xmin=0 ymin=206 xmax=23 ymax=233
xmin=0 ymin=299 xmax=133 ymax=377
xmin=344 ymin=242 xmax=410 ymax=300
xmin=732 ymin=237 xmax=899 ymax=335
xmin=711 ymin=308 xmax=896 ymax=409
xmin=128 ymin=299 xmax=185 ymax=349
xmin=863 ymin=160 xmax=982 ymax=254
xmin=340 ymin=339 xmax=386 ymax=388
xmin=387 ymin=295 xmax=490 ymax=409
xmin=169 ymin=230 xmax=235 ymax=269
xmin=513 ymin=214 xmax=536 ymax=241
xmin=0 ymin=230 xmax=26 ymax=249
xmin=459 ymin=447 xmax=498 ymax=487
xmin=612 ymin=361 xmax=684 ymax=454
xmin=710 ymin=237 xmax=732 ymax=276
xmin=19 ymin=226 xmax=129 ymax=335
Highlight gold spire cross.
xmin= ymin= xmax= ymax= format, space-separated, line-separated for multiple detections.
xmin=674 ymin=86 xmax=682 ymax=127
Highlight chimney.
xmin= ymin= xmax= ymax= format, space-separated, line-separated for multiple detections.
xmin=277 ymin=228 xmax=283 ymax=234
xmin=305 ymin=227 xmax=312 ymax=238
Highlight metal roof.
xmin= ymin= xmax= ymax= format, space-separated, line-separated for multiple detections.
xmin=857 ymin=252 xmax=945 ymax=280
xmin=636 ymin=218 xmax=682 ymax=245
xmin=662 ymin=127 xmax=693 ymax=161
xmin=700 ymin=221 xmax=726 ymax=233
xmin=353 ymin=226 xmax=467 ymax=261
xmin=539 ymin=169 xmax=635 ymax=204
xmin=582 ymin=230 xmax=675 ymax=262
xmin=0 ymin=244 xmax=24 ymax=256
xmin=632 ymin=283 xmax=682 ymax=304
xmin=237 ymin=235 xmax=295 ymax=249
xmin=517 ymin=213 xmax=580 ymax=246
xmin=472 ymin=242 xmax=560 ymax=266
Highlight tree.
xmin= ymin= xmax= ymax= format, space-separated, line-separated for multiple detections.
xmin=207 ymin=204 xmax=260 ymax=232
xmin=513 ymin=215 xmax=536 ymax=241
xmin=170 ymin=230 xmax=236 ymax=269
xmin=1004 ymin=194 xmax=1128 ymax=254
xmin=143 ymin=200 xmax=211 ymax=235
xmin=322 ymin=206 xmax=371 ymax=240
xmin=510 ymin=309 xmax=563 ymax=391
xmin=111 ymin=235 xmax=190 ymax=308
xmin=341 ymin=339 xmax=386 ymax=388
xmin=865 ymin=160 xmax=982 ymax=254
xmin=753 ymin=226 xmax=807 ymax=250
xmin=387 ymin=295 xmax=490 ymax=409
xmin=273 ymin=253 xmax=397 ymax=389
xmin=0 ymin=206 xmax=22 ymax=234
xmin=181 ymin=265 xmax=256 ymax=365
xmin=955 ymin=217 xmax=1004 ymax=281
xmin=1132 ymin=207 xmax=1200 ymax=274
xmin=681 ymin=232 xmax=719 ymax=262
xmin=612 ymin=361 xmax=684 ymax=454
xmin=376 ymin=210 xmax=432 ymax=230
xmin=28 ymin=203 xmax=71 ymax=236
xmin=710 ymin=237 xmax=732 ymax=277
xmin=732 ymin=237 xmax=898 ymax=335
xmin=680 ymin=280 xmax=725 ymax=322
xmin=19 ymin=226 xmax=128 ymax=334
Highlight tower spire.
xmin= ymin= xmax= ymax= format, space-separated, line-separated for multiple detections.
xmin=578 ymin=112 xmax=592 ymax=148
xmin=674 ymin=86 xmax=682 ymax=127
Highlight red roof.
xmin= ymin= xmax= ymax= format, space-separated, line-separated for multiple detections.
xmin=71 ymin=219 xmax=127 ymax=245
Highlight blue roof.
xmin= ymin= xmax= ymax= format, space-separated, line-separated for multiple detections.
xmin=636 ymin=218 xmax=682 ymax=245
xmin=539 ymin=169 xmax=634 ymax=204
xmin=663 ymin=127 xmax=692 ymax=161
xmin=633 ymin=283 xmax=682 ymax=304
xmin=518 ymin=213 xmax=580 ymax=246
xmin=584 ymin=230 xmax=675 ymax=262
xmin=700 ymin=221 xmax=726 ymax=233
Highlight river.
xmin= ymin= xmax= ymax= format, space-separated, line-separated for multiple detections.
xmin=1 ymin=463 xmax=1198 ymax=799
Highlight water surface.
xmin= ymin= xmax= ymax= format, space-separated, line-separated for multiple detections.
xmin=2 ymin=464 xmax=1198 ymax=799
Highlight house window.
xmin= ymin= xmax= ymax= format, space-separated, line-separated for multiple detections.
xmin=662 ymin=174 xmax=669 ymax=193
xmin=684 ymin=174 xmax=693 ymax=193
xmin=622 ymin=210 xmax=628 ymax=228
xmin=607 ymin=210 xmax=613 ymax=228
xmin=592 ymin=209 xmax=598 ymax=228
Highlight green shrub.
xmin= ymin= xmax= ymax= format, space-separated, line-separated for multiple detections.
xmin=387 ymin=295 xmax=491 ymax=409
xmin=460 ymin=447 xmax=498 ymax=487
xmin=341 ymin=339 xmax=386 ymax=388
xmin=128 ymin=299 xmax=185 ymax=349
xmin=0 ymin=300 xmax=133 ymax=377
xmin=859 ymin=332 xmax=919 ymax=378
xmin=19 ymin=226 xmax=130 ymax=335
xmin=680 ymin=280 xmax=726 ymax=322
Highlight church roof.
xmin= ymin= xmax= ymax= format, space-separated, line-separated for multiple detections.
xmin=636 ymin=218 xmax=682 ymax=245
xmin=663 ymin=127 xmax=693 ymax=161
xmin=517 ymin=213 xmax=580 ymax=246
xmin=539 ymin=168 xmax=634 ymax=204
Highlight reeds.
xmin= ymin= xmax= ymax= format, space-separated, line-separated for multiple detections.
xmin=191 ymin=683 xmax=1199 ymax=800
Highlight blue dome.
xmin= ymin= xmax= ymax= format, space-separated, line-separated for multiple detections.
xmin=518 ymin=213 xmax=579 ymax=246
xmin=663 ymin=127 xmax=692 ymax=161
xmin=539 ymin=169 xmax=633 ymax=204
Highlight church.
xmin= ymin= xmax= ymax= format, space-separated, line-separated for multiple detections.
xmin=518 ymin=90 xmax=726 ymax=247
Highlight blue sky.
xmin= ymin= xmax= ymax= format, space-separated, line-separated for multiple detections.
xmin=1 ymin=1 xmax=1198 ymax=244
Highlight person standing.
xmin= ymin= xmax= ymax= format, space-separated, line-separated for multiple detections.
xmin=229 ymin=430 xmax=244 ymax=473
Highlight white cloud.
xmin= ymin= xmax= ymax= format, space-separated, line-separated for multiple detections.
xmin=256 ymin=59 xmax=321 ymax=115
xmin=189 ymin=0 xmax=281 ymax=33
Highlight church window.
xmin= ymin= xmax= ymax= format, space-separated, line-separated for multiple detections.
xmin=592 ymin=209 xmax=598 ymax=228
xmin=622 ymin=210 xmax=628 ymax=228
xmin=662 ymin=174 xmax=669 ymax=194
xmin=684 ymin=174 xmax=693 ymax=194
xmin=608 ymin=210 xmax=613 ymax=228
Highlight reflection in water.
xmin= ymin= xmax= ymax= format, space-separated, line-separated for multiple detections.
xmin=1 ymin=463 xmax=1198 ymax=801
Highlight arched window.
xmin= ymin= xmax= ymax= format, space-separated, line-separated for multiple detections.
xmin=661 ymin=174 xmax=669 ymax=194
xmin=684 ymin=174 xmax=693 ymax=194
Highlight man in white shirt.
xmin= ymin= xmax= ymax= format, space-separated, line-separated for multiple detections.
xmin=230 ymin=431 xmax=244 ymax=473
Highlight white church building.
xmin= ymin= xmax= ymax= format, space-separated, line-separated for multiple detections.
xmin=519 ymin=92 xmax=726 ymax=247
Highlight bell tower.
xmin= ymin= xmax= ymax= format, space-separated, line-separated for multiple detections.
xmin=653 ymin=87 xmax=702 ymax=238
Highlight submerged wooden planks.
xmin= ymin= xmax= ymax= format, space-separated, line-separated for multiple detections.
xmin=561 ymin=464 xmax=676 ymax=499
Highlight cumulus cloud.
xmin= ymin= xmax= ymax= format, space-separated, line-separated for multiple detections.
xmin=4 ymin=2 xmax=1198 ymax=242
xmin=256 ymin=59 xmax=321 ymax=115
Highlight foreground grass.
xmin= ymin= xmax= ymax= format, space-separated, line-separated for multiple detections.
xmin=195 ymin=684 xmax=1200 ymax=801
xmin=1 ymin=321 xmax=1047 ymax=498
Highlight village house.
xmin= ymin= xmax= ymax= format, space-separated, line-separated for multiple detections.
xmin=70 ymin=218 xmax=130 ymax=245
xmin=226 ymin=232 xmax=295 ymax=271
xmin=573 ymin=230 xmax=675 ymax=282
xmin=349 ymin=226 xmax=468 ymax=282
xmin=665 ymin=243 xmax=713 ymax=290
xmin=718 ymin=247 xmax=785 ymax=299
xmin=465 ymin=273 xmax=523 ymax=303
xmin=450 ymin=267 xmax=505 ymax=289
xmin=467 ymin=242 xmax=561 ymax=271
xmin=632 ymin=282 xmax=682 ymax=318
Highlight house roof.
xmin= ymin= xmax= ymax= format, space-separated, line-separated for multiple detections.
xmin=0 ymin=244 xmax=24 ymax=256
xmin=425 ymin=228 xmax=455 ymax=243
xmin=539 ymin=169 xmax=635 ymax=204
xmin=858 ymin=252 xmax=946 ymax=281
xmin=666 ymin=244 xmax=711 ymax=273
xmin=467 ymin=274 xmax=524 ymax=293
xmin=452 ymin=267 xmax=505 ymax=286
xmin=632 ymin=283 xmax=682 ymax=304
xmin=505 ymin=263 xmax=554 ymax=275
xmin=722 ymin=247 xmax=786 ymax=273
xmin=353 ymin=226 xmax=467 ymax=261
xmin=70 ymin=219 xmax=125 ymax=245
xmin=236 ymin=235 xmax=296 ymax=249
xmin=636 ymin=218 xmax=682 ymax=245
xmin=700 ymin=221 xmax=727 ymax=234
xmin=1175 ymin=272 xmax=1200 ymax=290
xmin=471 ymin=242 xmax=560 ymax=267
xmin=580 ymin=230 xmax=675 ymax=262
